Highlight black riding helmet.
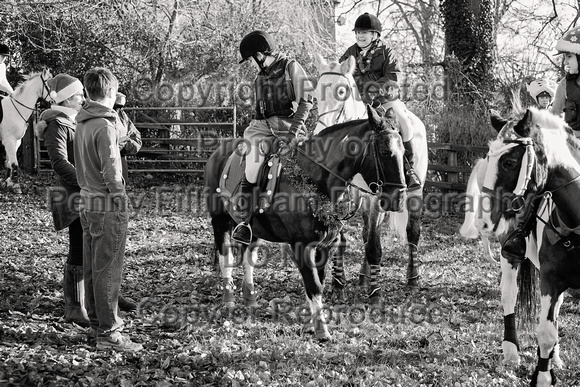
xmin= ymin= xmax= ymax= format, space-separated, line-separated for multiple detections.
xmin=0 ymin=43 xmax=9 ymax=56
xmin=353 ymin=13 xmax=382 ymax=35
xmin=239 ymin=31 xmax=275 ymax=64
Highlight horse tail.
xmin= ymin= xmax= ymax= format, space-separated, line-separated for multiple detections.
xmin=516 ymin=257 xmax=539 ymax=328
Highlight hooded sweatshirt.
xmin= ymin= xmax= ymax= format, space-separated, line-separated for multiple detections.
xmin=74 ymin=100 xmax=125 ymax=211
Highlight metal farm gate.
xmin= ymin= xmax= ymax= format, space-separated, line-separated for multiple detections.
xmin=34 ymin=106 xmax=236 ymax=174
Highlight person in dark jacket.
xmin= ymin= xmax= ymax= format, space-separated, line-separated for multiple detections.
xmin=40 ymin=73 xmax=88 ymax=325
xmin=338 ymin=12 xmax=400 ymax=105
xmin=113 ymin=92 xmax=142 ymax=181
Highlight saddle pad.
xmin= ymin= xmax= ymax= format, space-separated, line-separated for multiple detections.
xmin=218 ymin=152 xmax=282 ymax=223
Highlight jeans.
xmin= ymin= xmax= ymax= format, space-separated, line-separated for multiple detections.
xmin=80 ymin=208 xmax=128 ymax=335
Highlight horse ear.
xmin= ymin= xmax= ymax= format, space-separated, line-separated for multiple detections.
xmin=489 ymin=109 xmax=507 ymax=132
xmin=313 ymin=54 xmax=327 ymax=71
xmin=366 ymin=104 xmax=382 ymax=130
xmin=513 ymin=109 xmax=534 ymax=137
xmin=340 ymin=55 xmax=356 ymax=75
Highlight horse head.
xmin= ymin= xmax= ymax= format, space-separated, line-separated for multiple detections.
xmin=356 ymin=104 xmax=407 ymax=211
xmin=476 ymin=107 xmax=577 ymax=236
xmin=313 ymin=54 xmax=366 ymax=134
xmin=13 ymin=68 xmax=53 ymax=104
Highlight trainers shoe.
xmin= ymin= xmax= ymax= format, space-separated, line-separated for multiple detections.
xmin=96 ymin=332 xmax=143 ymax=352
xmin=118 ymin=295 xmax=137 ymax=312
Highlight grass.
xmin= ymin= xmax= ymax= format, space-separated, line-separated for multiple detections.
xmin=1 ymin=176 xmax=580 ymax=386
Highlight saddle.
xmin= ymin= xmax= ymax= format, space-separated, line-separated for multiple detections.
xmin=218 ymin=143 xmax=283 ymax=224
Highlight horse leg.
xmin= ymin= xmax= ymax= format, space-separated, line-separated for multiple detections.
xmin=330 ymin=231 xmax=347 ymax=302
xmin=406 ymin=194 xmax=423 ymax=287
xmin=550 ymin=292 xmax=564 ymax=369
xmin=294 ymin=242 xmax=330 ymax=341
xmin=213 ymin=216 xmax=239 ymax=307
xmin=500 ymin=256 xmax=521 ymax=366
xmin=531 ymin=280 xmax=564 ymax=387
xmin=358 ymin=205 xmax=371 ymax=287
xmin=242 ymin=241 xmax=258 ymax=308
xmin=365 ymin=197 xmax=385 ymax=303
xmin=2 ymin=138 xmax=22 ymax=194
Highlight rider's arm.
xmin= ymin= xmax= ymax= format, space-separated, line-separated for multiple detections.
xmin=375 ymin=46 xmax=400 ymax=86
xmin=288 ymin=61 xmax=314 ymax=135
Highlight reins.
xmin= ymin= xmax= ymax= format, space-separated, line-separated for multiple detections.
xmin=316 ymin=71 xmax=362 ymax=129
xmin=9 ymin=73 xmax=52 ymax=123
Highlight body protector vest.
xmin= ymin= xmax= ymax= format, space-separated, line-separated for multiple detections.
xmin=565 ymin=76 xmax=580 ymax=131
xmin=254 ymin=58 xmax=296 ymax=119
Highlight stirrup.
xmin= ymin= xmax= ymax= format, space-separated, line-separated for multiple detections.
xmin=232 ymin=222 xmax=253 ymax=245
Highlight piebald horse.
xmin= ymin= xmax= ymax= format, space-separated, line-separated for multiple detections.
xmin=205 ymin=105 xmax=407 ymax=340
xmin=313 ymin=54 xmax=428 ymax=302
xmin=476 ymin=107 xmax=580 ymax=386
xmin=0 ymin=69 xmax=53 ymax=193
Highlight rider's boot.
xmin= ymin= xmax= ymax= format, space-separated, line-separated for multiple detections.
xmin=232 ymin=178 xmax=256 ymax=245
xmin=501 ymin=197 xmax=538 ymax=261
xmin=403 ymin=140 xmax=421 ymax=191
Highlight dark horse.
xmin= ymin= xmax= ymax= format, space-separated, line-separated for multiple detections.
xmin=477 ymin=107 xmax=580 ymax=386
xmin=204 ymin=105 xmax=407 ymax=340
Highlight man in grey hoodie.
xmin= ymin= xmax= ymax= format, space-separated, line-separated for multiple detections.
xmin=74 ymin=67 xmax=142 ymax=352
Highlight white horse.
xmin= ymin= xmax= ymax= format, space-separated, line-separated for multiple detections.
xmin=0 ymin=69 xmax=53 ymax=193
xmin=313 ymin=54 xmax=429 ymax=301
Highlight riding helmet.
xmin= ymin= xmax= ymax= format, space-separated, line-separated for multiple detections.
xmin=555 ymin=25 xmax=580 ymax=55
xmin=353 ymin=13 xmax=382 ymax=35
xmin=0 ymin=43 xmax=9 ymax=56
xmin=239 ymin=30 xmax=275 ymax=64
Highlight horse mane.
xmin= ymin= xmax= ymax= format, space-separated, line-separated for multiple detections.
xmin=12 ymin=71 xmax=43 ymax=98
xmin=315 ymin=119 xmax=367 ymax=137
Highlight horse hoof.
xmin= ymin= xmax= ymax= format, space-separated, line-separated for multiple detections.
xmin=330 ymin=288 xmax=345 ymax=304
xmin=302 ymin=321 xmax=314 ymax=335
xmin=315 ymin=328 xmax=331 ymax=341
xmin=242 ymin=282 xmax=258 ymax=308
xmin=11 ymin=184 xmax=22 ymax=195
xmin=407 ymin=277 xmax=420 ymax=288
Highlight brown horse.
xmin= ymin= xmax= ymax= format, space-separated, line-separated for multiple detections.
xmin=477 ymin=107 xmax=580 ymax=386
xmin=313 ymin=54 xmax=428 ymax=302
xmin=204 ymin=105 xmax=407 ymax=339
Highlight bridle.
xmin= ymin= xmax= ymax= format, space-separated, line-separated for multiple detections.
xmin=9 ymin=72 xmax=53 ymax=123
xmin=316 ymin=71 xmax=359 ymax=129
xmin=294 ymin=128 xmax=407 ymax=197
xmin=483 ymin=135 xmax=580 ymax=245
